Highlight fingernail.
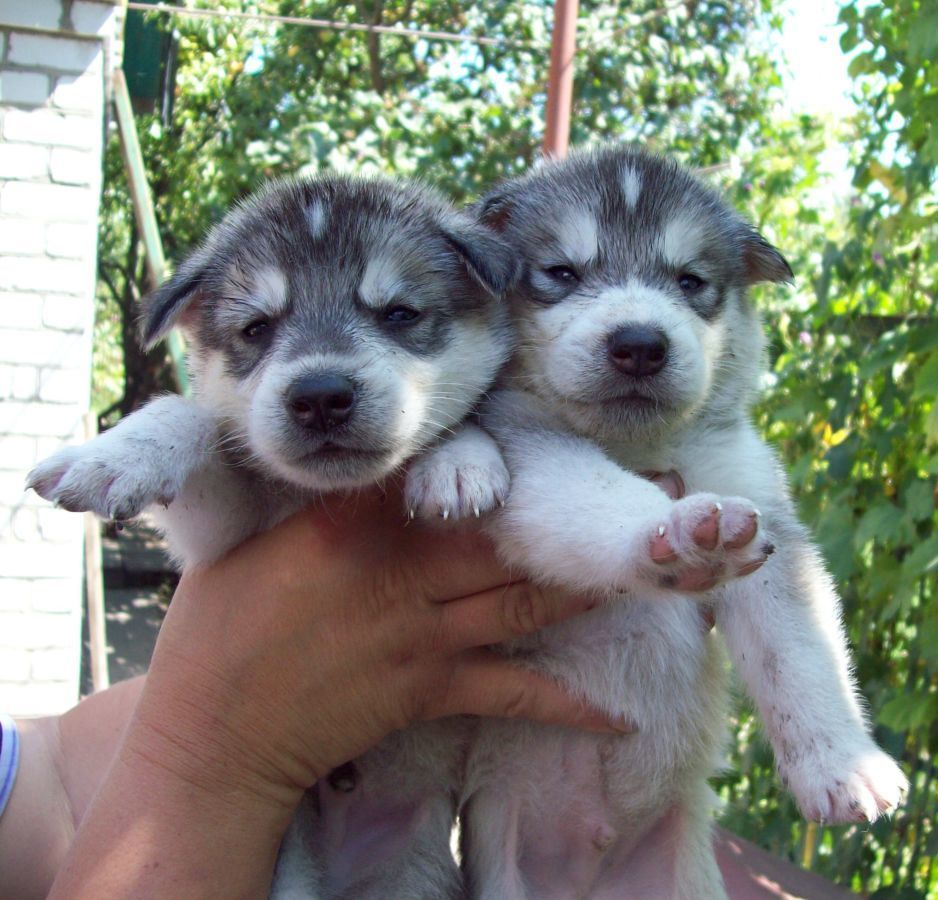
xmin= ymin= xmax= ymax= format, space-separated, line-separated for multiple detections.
xmin=609 ymin=715 xmax=637 ymax=734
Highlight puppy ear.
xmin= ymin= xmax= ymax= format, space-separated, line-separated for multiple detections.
xmin=139 ymin=254 xmax=208 ymax=349
xmin=744 ymin=231 xmax=794 ymax=285
xmin=477 ymin=190 xmax=513 ymax=233
xmin=442 ymin=218 xmax=520 ymax=298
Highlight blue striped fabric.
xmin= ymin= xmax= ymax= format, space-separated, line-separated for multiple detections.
xmin=0 ymin=712 xmax=20 ymax=819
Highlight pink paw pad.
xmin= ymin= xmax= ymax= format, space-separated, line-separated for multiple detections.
xmin=648 ymin=494 xmax=773 ymax=592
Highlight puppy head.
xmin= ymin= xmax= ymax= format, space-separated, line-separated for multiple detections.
xmin=479 ymin=146 xmax=792 ymax=440
xmin=141 ymin=176 xmax=516 ymax=490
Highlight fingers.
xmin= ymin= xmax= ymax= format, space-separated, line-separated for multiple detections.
xmin=439 ymin=581 xmax=598 ymax=649
xmin=431 ymin=651 xmax=634 ymax=734
xmin=640 ymin=469 xmax=686 ymax=500
xmin=406 ymin=523 xmax=517 ymax=602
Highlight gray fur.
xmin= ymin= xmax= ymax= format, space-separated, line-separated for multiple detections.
xmin=415 ymin=146 xmax=905 ymax=898
xmin=28 ymin=174 xmax=517 ymax=899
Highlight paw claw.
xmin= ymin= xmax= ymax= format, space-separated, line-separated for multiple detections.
xmin=644 ymin=494 xmax=766 ymax=592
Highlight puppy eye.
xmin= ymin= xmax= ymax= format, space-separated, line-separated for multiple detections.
xmin=678 ymin=273 xmax=706 ymax=293
xmin=544 ymin=265 xmax=579 ymax=284
xmin=242 ymin=319 xmax=270 ymax=339
xmin=384 ymin=305 xmax=422 ymax=324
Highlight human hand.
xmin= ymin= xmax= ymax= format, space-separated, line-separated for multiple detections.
xmin=129 ymin=484 xmax=620 ymax=810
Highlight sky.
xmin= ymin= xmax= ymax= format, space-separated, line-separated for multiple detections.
xmin=778 ymin=0 xmax=855 ymax=119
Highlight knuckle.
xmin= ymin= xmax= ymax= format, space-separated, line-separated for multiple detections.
xmin=502 ymin=582 xmax=546 ymax=636
xmin=499 ymin=683 xmax=534 ymax=719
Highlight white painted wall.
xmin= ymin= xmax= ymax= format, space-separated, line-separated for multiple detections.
xmin=0 ymin=0 xmax=121 ymax=716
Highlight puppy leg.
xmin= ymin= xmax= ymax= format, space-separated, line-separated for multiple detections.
xmin=487 ymin=425 xmax=770 ymax=594
xmin=27 ymin=395 xmax=217 ymax=521
xmin=462 ymin=788 xmax=527 ymax=900
xmin=718 ymin=521 xmax=907 ymax=824
xmin=405 ymin=422 xmax=509 ymax=521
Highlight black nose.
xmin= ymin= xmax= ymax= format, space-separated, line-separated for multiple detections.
xmin=607 ymin=325 xmax=669 ymax=378
xmin=286 ymin=374 xmax=356 ymax=431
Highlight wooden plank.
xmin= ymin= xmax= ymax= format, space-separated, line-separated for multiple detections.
xmin=83 ymin=412 xmax=110 ymax=693
xmin=112 ymin=67 xmax=190 ymax=394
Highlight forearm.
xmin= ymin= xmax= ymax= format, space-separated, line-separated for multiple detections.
xmin=0 ymin=716 xmax=72 ymax=900
xmin=48 ymin=739 xmax=292 ymax=900
xmin=0 ymin=678 xmax=146 ymax=900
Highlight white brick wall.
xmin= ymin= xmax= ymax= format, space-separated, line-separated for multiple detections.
xmin=1 ymin=0 xmax=121 ymax=716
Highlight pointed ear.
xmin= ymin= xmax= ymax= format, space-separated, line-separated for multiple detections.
xmin=139 ymin=254 xmax=209 ymax=349
xmin=442 ymin=217 xmax=520 ymax=298
xmin=744 ymin=230 xmax=794 ymax=285
xmin=477 ymin=190 xmax=514 ymax=233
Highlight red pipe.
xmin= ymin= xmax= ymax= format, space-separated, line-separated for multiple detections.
xmin=543 ymin=0 xmax=579 ymax=159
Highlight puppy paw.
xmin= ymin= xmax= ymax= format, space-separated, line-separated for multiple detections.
xmin=28 ymin=441 xmax=185 ymax=521
xmin=405 ymin=452 xmax=509 ymax=522
xmin=781 ymin=742 xmax=907 ymax=824
xmin=645 ymin=493 xmax=773 ymax=591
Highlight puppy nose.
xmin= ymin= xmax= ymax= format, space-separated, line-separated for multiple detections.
xmin=607 ymin=326 xmax=669 ymax=378
xmin=287 ymin=374 xmax=356 ymax=430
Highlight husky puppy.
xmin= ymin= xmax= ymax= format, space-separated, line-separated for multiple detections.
xmin=28 ymin=175 xmax=517 ymax=898
xmin=447 ymin=147 xmax=907 ymax=899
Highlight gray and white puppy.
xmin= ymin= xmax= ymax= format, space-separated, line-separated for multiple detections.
xmin=442 ymin=147 xmax=907 ymax=898
xmin=28 ymin=174 xmax=517 ymax=898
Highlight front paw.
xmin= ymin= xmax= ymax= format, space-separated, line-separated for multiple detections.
xmin=405 ymin=453 xmax=509 ymax=522
xmin=644 ymin=494 xmax=773 ymax=591
xmin=781 ymin=742 xmax=907 ymax=823
xmin=28 ymin=442 xmax=184 ymax=521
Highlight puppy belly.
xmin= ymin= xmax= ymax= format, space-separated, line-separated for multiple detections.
xmin=305 ymin=721 xmax=469 ymax=898
xmin=466 ymin=601 xmax=726 ymax=898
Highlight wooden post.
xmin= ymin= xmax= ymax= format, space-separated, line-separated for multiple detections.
xmin=83 ymin=412 xmax=110 ymax=693
xmin=112 ymin=67 xmax=190 ymax=394
xmin=543 ymin=0 xmax=579 ymax=159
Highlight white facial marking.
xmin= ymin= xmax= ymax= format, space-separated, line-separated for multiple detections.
xmin=659 ymin=215 xmax=705 ymax=270
xmin=360 ymin=253 xmax=404 ymax=308
xmin=620 ymin=165 xmax=641 ymax=209
xmin=554 ymin=207 xmax=598 ymax=266
xmin=253 ymin=267 xmax=289 ymax=317
xmin=305 ymin=200 xmax=327 ymax=238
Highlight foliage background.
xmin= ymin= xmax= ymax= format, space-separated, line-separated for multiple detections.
xmin=97 ymin=1 xmax=937 ymax=894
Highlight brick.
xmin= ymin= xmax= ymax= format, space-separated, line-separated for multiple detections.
xmin=0 ymin=434 xmax=38 ymax=469
xmin=39 ymin=365 xmax=86 ymax=401
xmin=0 ymin=290 xmax=44 ymax=327
xmin=28 ymin=576 xmax=82 ymax=612
xmin=0 ymin=363 xmax=39 ymax=401
xmin=0 ymin=328 xmax=88 ymax=367
xmin=71 ymin=2 xmax=117 ymax=37
xmin=31 ymin=646 xmax=78 ymax=681
xmin=0 ymin=469 xmax=34 ymax=503
xmin=0 ymin=680 xmax=79 ymax=716
xmin=0 ymin=70 xmax=51 ymax=106
xmin=0 ymin=256 xmax=90 ymax=293
xmin=0 ymin=648 xmax=30 ymax=682
xmin=8 ymin=33 xmax=103 ymax=74
xmin=0 ymin=540 xmax=80 ymax=579
xmin=50 ymin=146 xmax=96 ymax=185
xmin=47 ymin=222 xmax=93 ymax=258
xmin=0 ymin=399 xmax=85 ymax=439
xmin=11 ymin=507 xmax=41 ymax=541
xmin=43 ymin=294 xmax=90 ymax=331
xmin=0 ymin=142 xmax=50 ymax=179
xmin=0 ymin=221 xmax=46 ymax=257
xmin=52 ymin=73 xmax=102 ymax=112
xmin=0 ymin=580 xmax=31 ymax=612
xmin=2 ymin=108 xmax=99 ymax=149
xmin=1 ymin=0 xmax=64 ymax=31
xmin=37 ymin=506 xmax=81 ymax=543
xmin=1 ymin=181 xmax=96 ymax=222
